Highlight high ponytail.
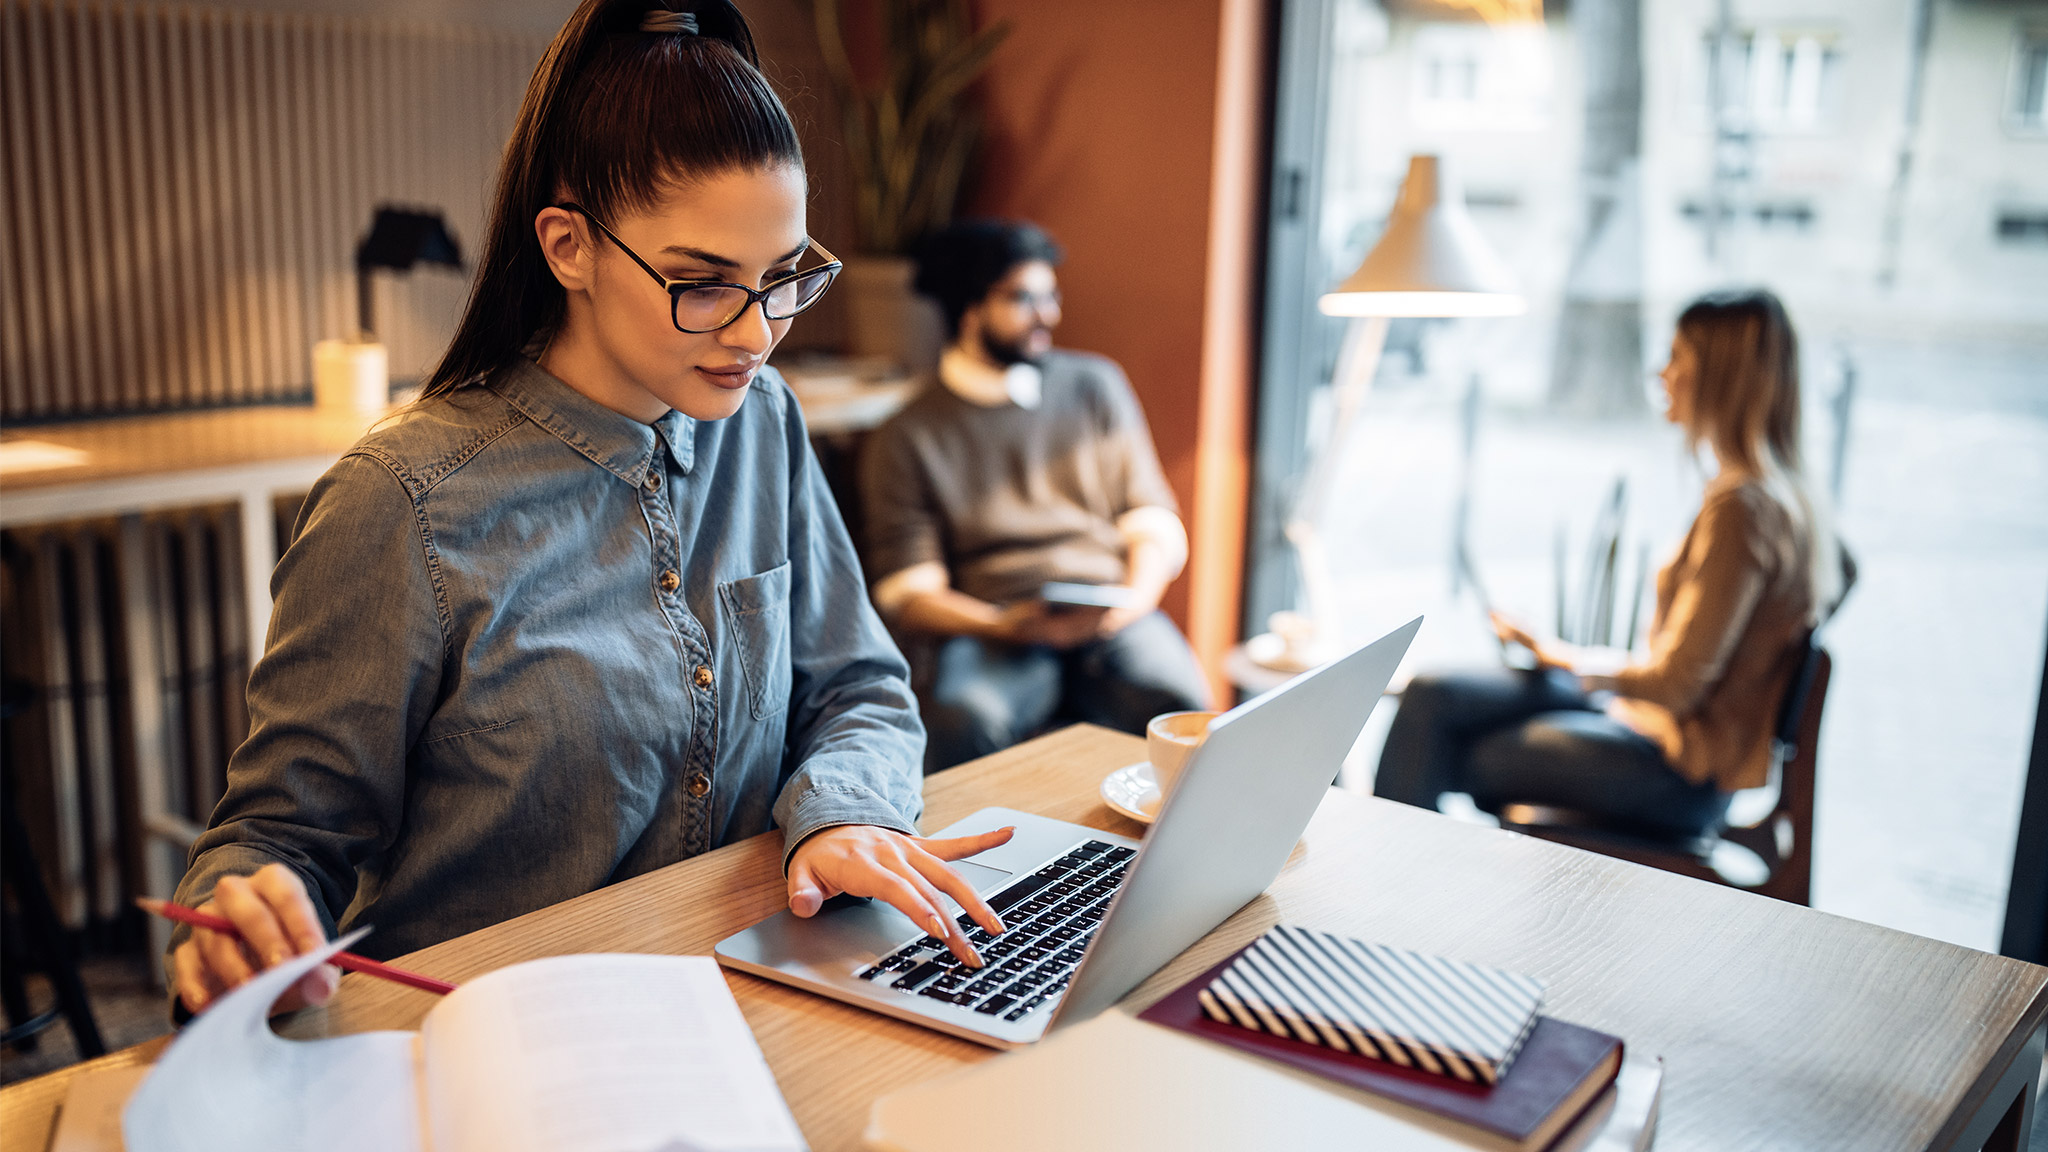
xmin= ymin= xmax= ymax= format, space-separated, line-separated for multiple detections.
xmin=421 ymin=0 xmax=803 ymax=399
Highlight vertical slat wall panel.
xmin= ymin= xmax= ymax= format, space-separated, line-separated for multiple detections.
xmin=25 ymin=7 xmax=71 ymax=415
xmin=137 ymin=4 xmax=179 ymax=409
xmin=0 ymin=4 xmax=35 ymax=414
xmin=251 ymin=14 xmax=290 ymax=398
xmin=192 ymin=10 xmax=229 ymax=404
xmin=0 ymin=1 xmax=547 ymax=420
xmin=64 ymin=6 xmax=111 ymax=411
xmin=94 ymin=7 xmax=141 ymax=410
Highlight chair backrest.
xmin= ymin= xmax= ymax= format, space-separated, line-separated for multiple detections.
xmin=1755 ymin=636 xmax=1831 ymax=904
xmin=1725 ymin=631 xmax=1829 ymax=830
xmin=1772 ymin=631 xmax=1827 ymax=763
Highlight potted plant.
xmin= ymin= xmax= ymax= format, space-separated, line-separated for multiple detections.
xmin=812 ymin=0 xmax=1009 ymax=371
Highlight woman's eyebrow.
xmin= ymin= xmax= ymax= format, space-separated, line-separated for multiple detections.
xmin=657 ymin=239 xmax=811 ymax=270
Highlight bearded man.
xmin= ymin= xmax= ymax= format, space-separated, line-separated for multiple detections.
xmin=858 ymin=219 xmax=1210 ymax=773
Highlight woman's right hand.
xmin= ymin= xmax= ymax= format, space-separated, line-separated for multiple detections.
xmin=171 ymin=862 xmax=339 ymax=1016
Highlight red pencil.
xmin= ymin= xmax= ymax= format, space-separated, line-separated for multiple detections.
xmin=138 ymin=897 xmax=457 ymax=996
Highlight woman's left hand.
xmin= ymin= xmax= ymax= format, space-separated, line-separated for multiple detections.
xmin=1490 ymin=611 xmax=1572 ymax=672
xmin=786 ymin=824 xmax=1016 ymax=968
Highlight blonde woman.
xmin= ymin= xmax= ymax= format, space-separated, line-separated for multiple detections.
xmin=1374 ymin=289 xmax=1851 ymax=833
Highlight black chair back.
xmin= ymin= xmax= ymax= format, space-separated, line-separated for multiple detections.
xmin=1772 ymin=631 xmax=1826 ymax=766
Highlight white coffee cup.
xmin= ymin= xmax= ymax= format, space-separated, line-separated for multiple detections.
xmin=1145 ymin=710 xmax=1219 ymax=813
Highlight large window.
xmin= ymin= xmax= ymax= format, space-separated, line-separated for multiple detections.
xmin=1253 ymin=0 xmax=2048 ymax=952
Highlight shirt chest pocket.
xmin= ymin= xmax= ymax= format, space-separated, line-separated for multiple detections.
xmin=718 ymin=561 xmax=792 ymax=720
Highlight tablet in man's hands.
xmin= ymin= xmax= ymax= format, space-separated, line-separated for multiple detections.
xmin=1039 ymin=582 xmax=1134 ymax=610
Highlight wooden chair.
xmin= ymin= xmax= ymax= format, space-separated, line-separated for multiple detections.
xmin=1491 ymin=634 xmax=1831 ymax=906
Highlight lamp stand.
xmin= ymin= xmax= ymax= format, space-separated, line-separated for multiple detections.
xmin=357 ymin=262 xmax=376 ymax=341
xmin=1256 ymin=313 xmax=1389 ymax=672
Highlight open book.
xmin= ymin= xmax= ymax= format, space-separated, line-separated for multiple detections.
xmin=122 ymin=931 xmax=806 ymax=1152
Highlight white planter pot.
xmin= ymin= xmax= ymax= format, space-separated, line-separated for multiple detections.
xmin=839 ymin=255 xmax=944 ymax=374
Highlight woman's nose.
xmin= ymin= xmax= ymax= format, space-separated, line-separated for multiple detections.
xmin=720 ymin=300 xmax=775 ymax=356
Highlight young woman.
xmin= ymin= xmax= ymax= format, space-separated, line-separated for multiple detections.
xmin=169 ymin=0 xmax=1007 ymax=1017
xmin=1373 ymin=290 xmax=1850 ymax=833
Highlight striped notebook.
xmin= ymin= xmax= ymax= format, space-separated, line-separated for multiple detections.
xmin=1197 ymin=924 xmax=1544 ymax=1085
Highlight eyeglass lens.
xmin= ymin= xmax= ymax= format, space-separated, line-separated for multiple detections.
xmin=672 ymin=268 xmax=837 ymax=333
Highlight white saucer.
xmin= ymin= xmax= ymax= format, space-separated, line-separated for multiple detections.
xmin=1100 ymin=761 xmax=1160 ymax=824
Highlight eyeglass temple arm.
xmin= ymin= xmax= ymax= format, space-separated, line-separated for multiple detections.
xmin=555 ymin=203 xmax=676 ymax=291
xmin=805 ymin=237 xmax=841 ymax=268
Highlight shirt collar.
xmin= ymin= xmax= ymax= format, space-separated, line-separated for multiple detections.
xmin=491 ymin=357 xmax=696 ymax=484
xmin=939 ymin=344 xmax=1042 ymax=410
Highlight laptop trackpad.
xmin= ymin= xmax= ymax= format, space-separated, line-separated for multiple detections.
xmin=934 ymin=859 xmax=1013 ymax=916
xmin=951 ymin=858 xmax=1012 ymax=893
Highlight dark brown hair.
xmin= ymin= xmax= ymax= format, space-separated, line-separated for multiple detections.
xmin=913 ymin=219 xmax=1064 ymax=338
xmin=421 ymin=0 xmax=803 ymax=399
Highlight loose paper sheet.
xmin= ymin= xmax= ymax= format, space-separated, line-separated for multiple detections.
xmin=121 ymin=930 xmax=422 ymax=1152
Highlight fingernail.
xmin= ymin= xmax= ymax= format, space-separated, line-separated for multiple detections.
xmin=991 ymin=915 xmax=1007 ymax=934
xmin=268 ymin=949 xmax=289 ymax=967
xmin=927 ymin=914 xmax=951 ymax=938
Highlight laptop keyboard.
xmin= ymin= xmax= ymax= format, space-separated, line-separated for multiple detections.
xmin=857 ymin=838 xmax=1135 ymax=1024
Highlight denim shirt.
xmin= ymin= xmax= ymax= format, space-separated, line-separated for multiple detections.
xmin=172 ymin=358 xmax=924 ymax=960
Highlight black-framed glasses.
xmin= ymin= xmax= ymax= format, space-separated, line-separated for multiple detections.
xmin=556 ymin=202 xmax=841 ymax=334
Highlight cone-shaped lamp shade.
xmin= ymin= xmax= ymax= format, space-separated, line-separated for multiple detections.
xmin=1319 ymin=155 xmax=1525 ymax=318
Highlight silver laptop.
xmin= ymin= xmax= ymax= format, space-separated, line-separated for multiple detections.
xmin=714 ymin=617 xmax=1421 ymax=1048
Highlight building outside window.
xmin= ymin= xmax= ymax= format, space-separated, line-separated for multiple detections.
xmin=2012 ymin=24 xmax=2048 ymax=131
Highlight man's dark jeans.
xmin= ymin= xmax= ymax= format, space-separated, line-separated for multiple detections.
xmin=920 ymin=610 xmax=1209 ymax=774
xmin=1374 ymin=668 xmax=1729 ymax=835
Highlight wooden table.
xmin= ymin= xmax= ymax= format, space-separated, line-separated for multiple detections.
xmin=5 ymin=724 xmax=2045 ymax=1151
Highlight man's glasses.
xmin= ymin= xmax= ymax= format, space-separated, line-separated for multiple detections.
xmin=555 ymin=203 xmax=841 ymax=334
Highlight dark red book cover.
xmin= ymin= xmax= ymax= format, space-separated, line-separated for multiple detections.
xmin=1137 ymin=944 xmax=1623 ymax=1148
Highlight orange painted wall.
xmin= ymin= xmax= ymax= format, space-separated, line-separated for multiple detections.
xmin=967 ymin=0 xmax=1265 ymax=698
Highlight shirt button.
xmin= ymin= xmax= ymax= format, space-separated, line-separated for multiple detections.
xmin=694 ymin=665 xmax=714 ymax=688
xmin=658 ymin=570 xmax=680 ymax=593
xmin=687 ymin=772 xmax=711 ymax=798
xmin=644 ymin=471 xmax=662 ymax=492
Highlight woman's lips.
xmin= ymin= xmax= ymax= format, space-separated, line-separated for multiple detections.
xmin=695 ymin=364 xmax=757 ymax=391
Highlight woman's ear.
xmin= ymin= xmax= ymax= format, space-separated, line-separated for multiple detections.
xmin=535 ymin=206 xmax=594 ymax=293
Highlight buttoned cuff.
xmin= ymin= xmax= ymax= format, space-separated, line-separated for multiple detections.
xmin=778 ymin=784 xmax=922 ymax=873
